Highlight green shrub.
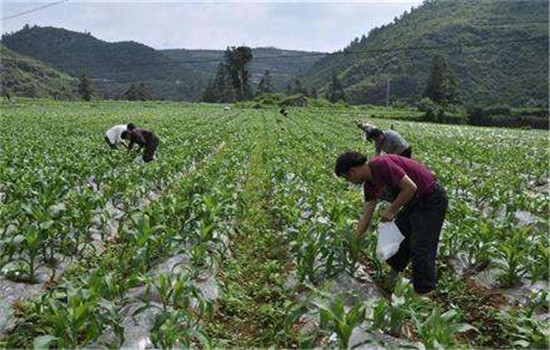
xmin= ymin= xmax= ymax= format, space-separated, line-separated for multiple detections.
xmin=279 ymin=94 xmax=308 ymax=108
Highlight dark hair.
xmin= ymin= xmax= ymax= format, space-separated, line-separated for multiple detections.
xmin=121 ymin=131 xmax=129 ymax=140
xmin=127 ymin=123 xmax=136 ymax=130
xmin=366 ymin=128 xmax=383 ymax=142
xmin=334 ymin=151 xmax=367 ymax=177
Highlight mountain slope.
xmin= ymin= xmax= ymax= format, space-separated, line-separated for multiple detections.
xmin=161 ymin=47 xmax=326 ymax=92
xmin=0 ymin=44 xmax=78 ymax=99
xmin=1 ymin=26 xmax=207 ymax=100
xmin=305 ymin=0 xmax=549 ymax=107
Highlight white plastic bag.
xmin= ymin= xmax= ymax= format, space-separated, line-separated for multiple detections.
xmin=376 ymin=221 xmax=405 ymax=261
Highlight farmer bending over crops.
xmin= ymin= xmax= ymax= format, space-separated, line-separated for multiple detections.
xmin=334 ymin=151 xmax=448 ymax=295
xmin=357 ymin=122 xmax=412 ymax=158
xmin=105 ymin=123 xmax=136 ymax=149
xmin=121 ymin=128 xmax=159 ymax=163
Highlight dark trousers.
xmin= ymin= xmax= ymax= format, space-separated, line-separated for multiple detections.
xmin=401 ymin=147 xmax=412 ymax=158
xmin=105 ymin=136 xmax=117 ymax=149
xmin=386 ymin=184 xmax=448 ymax=293
xmin=143 ymin=134 xmax=159 ymax=162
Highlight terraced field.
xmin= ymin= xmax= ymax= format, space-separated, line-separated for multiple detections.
xmin=0 ymin=100 xmax=548 ymax=349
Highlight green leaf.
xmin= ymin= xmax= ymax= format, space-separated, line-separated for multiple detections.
xmin=48 ymin=203 xmax=66 ymax=217
xmin=33 ymin=335 xmax=58 ymax=349
xmin=11 ymin=234 xmax=26 ymax=246
xmin=452 ymin=323 xmax=477 ymax=333
xmin=513 ymin=339 xmax=531 ymax=348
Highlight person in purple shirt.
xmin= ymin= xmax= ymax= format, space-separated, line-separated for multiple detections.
xmin=121 ymin=128 xmax=159 ymax=163
xmin=335 ymin=151 xmax=448 ymax=295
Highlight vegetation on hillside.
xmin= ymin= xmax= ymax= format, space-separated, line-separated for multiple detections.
xmin=1 ymin=25 xmax=206 ymax=100
xmin=162 ymin=47 xmax=326 ymax=93
xmin=0 ymin=45 xmax=78 ymax=99
xmin=305 ymin=0 xmax=549 ymax=107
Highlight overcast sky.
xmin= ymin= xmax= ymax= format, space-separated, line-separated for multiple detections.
xmin=1 ymin=0 xmax=422 ymax=52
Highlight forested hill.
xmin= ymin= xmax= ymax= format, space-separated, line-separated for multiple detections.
xmin=161 ymin=47 xmax=326 ymax=92
xmin=0 ymin=44 xmax=78 ymax=99
xmin=1 ymin=26 xmax=326 ymax=100
xmin=304 ymin=0 xmax=549 ymax=107
xmin=1 ymin=26 xmax=207 ymax=100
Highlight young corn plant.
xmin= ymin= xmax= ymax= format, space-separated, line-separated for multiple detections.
xmin=134 ymin=273 xmax=212 ymax=348
xmin=369 ymin=278 xmax=430 ymax=337
xmin=124 ymin=214 xmax=168 ymax=272
xmin=312 ymin=291 xmax=367 ymax=349
xmin=137 ymin=273 xmax=211 ymax=315
xmin=149 ymin=309 xmax=211 ymax=349
xmin=495 ymin=226 xmax=531 ymax=287
xmin=340 ymin=224 xmax=365 ymax=275
xmin=295 ymin=227 xmax=323 ymax=283
xmin=17 ymin=285 xmax=125 ymax=348
xmin=5 ymin=225 xmax=42 ymax=283
xmin=411 ymin=308 xmax=476 ymax=349
xmin=186 ymin=242 xmax=218 ymax=280
xmin=527 ymin=241 xmax=549 ymax=282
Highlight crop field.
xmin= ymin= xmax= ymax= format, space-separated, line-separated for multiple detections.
xmin=0 ymin=99 xmax=548 ymax=349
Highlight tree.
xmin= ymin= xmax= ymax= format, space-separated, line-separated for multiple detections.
xmin=291 ymin=77 xmax=306 ymax=95
xmin=285 ymin=76 xmax=307 ymax=96
xmin=326 ymin=72 xmax=346 ymax=103
xmin=201 ymin=63 xmax=237 ymax=102
xmin=224 ymin=46 xmax=253 ymax=100
xmin=121 ymin=82 xmax=152 ymax=101
xmin=286 ymin=81 xmax=293 ymax=95
xmin=423 ymin=55 xmax=458 ymax=105
xmin=202 ymin=46 xmax=253 ymax=102
xmin=258 ymin=70 xmax=273 ymax=94
xmin=78 ymin=73 xmax=93 ymax=101
xmin=310 ymin=87 xmax=318 ymax=99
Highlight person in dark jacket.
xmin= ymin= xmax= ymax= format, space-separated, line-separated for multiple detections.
xmin=335 ymin=151 xmax=448 ymax=295
xmin=121 ymin=128 xmax=159 ymax=163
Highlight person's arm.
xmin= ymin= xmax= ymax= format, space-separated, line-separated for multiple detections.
xmin=127 ymin=135 xmax=138 ymax=152
xmin=131 ymin=133 xmax=146 ymax=152
xmin=375 ymin=140 xmax=382 ymax=156
xmin=380 ymin=175 xmax=417 ymax=221
xmin=356 ymin=199 xmax=377 ymax=237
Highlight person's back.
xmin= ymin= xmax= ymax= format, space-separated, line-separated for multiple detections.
xmin=379 ymin=130 xmax=410 ymax=155
xmin=105 ymin=125 xmax=128 ymax=149
xmin=123 ymin=128 xmax=159 ymax=162
xmin=105 ymin=123 xmax=136 ymax=149
xmin=367 ymin=154 xmax=436 ymax=201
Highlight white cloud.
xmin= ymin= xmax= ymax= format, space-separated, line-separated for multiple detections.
xmin=1 ymin=0 xmax=422 ymax=52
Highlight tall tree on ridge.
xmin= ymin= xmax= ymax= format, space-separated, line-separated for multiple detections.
xmin=78 ymin=73 xmax=93 ymax=101
xmin=423 ymin=55 xmax=458 ymax=105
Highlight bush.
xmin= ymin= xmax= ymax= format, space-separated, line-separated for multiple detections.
xmin=467 ymin=104 xmax=511 ymax=119
xmin=417 ymin=98 xmax=466 ymax=124
xmin=417 ymin=97 xmax=438 ymax=114
xmin=307 ymin=98 xmax=334 ymax=108
xmin=466 ymin=105 xmax=549 ymax=129
xmin=254 ymin=93 xmax=285 ymax=106
xmin=279 ymin=94 xmax=308 ymax=108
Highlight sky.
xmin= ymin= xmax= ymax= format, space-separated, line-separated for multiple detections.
xmin=0 ymin=0 xmax=423 ymax=52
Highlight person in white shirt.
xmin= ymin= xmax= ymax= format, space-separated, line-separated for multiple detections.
xmin=105 ymin=123 xmax=136 ymax=149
